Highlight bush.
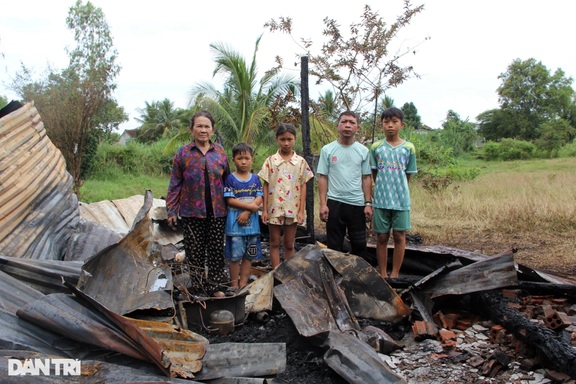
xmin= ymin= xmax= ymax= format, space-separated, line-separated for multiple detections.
xmin=416 ymin=164 xmax=480 ymax=194
xmin=482 ymin=139 xmax=536 ymax=161
xmin=87 ymin=139 xmax=174 ymax=179
xmin=558 ymin=141 xmax=576 ymax=158
xmin=411 ymin=133 xmax=456 ymax=167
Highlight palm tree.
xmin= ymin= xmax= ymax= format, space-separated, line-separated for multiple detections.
xmin=135 ymin=98 xmax=183 ymax=143
xmin=188 ymin=35 xmax=297 ymax=153
xmin=316 ymin=90 xmax=338 ymax=121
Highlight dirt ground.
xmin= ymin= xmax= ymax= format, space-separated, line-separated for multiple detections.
xmin=415 ymin=228 xmax=576 ymax=276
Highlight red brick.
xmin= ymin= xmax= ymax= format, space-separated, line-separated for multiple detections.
xmin=438 ymin=329 xmax=456 ymax=342
xmin=412 ymin=320 xmax=437 ymax=341
xmin=433 ymin=311 xmax=459 ymax=329
xmin=502 ymin=289 xmax=519 ymax=299
xmin=489 ymin=325 xmax=506 ymax=344
xmin=545 ymin=310 xmax=571 ymax=330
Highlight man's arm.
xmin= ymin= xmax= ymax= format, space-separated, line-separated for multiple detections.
xmin=318 ymin=174 xmax=329 ymax=222
xmin=362 ymin=174 xmax=372 ymax=203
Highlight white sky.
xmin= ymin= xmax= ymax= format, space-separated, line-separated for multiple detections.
xmin=1 ymin=0 xmax=575 ymax=131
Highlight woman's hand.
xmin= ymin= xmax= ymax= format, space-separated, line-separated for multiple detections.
xmin=167 ymin=215 xmax=178 ymax=230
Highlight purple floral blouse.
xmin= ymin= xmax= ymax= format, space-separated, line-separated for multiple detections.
xmin=166 ymin=141 xmax=230 ymax=218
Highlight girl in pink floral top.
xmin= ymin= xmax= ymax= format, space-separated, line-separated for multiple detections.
xmin=258 ymin=124 xmax=314 ymax=268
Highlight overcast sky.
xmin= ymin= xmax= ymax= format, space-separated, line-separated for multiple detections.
xmin=1 ymin=0 xmax=575 ymax=132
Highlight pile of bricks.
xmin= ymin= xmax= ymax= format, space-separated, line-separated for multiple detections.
xmin=411 ymin=291 xmax=576 ymax=348
xmin=406 ymin=291 xmax=576 ymax=381
xmin=505 ymin=290 xmax=576 ymax=346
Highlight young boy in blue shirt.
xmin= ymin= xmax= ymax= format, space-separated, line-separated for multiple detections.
xmin=224 ymin=143 xmax=263 ymax=291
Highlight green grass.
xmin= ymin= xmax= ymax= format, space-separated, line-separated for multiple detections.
xmin=79 ymin=174 xmax=170 ymax=203
xmin=451 ymin=156 xmax=576 ymax=175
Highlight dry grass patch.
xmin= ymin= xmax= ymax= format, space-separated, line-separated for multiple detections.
xmin=411 ymin=162 xmax=576 ymax=274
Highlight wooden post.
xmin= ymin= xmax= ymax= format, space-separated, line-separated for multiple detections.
xmin=300 ymin=55 xmax=315 ymax=242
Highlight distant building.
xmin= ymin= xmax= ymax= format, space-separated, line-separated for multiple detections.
xmin=414 ymin=124 xmax=435 ymax=134
xmin=118 ymin=129 xmax=139 ymax=145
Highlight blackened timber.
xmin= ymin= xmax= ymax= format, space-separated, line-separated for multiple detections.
xmin=475 ymin=290 xmax=576 ymax=379
xmin=517 ymin=281 xmax=576 ymax=299
xmin=300 ymin=55 xmax=314 ymax=242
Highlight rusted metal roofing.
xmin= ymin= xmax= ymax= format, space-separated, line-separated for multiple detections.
xmin=0 ymin=269 xmax=106 ymax=359
xmin=0 ymin=102 xmax=120 ymax=261
xmin=68 ymin=283 xmax=208 ymax=379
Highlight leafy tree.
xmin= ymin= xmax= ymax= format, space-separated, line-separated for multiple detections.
xmin=266 ymin=2 xmax=426 ymax=113
xmin=188 ymin=36 xmax=298 ymax=154
xmin=476 ymin=108 xmax=517 ymax=141
xmin=308 ymin=90 xmax=357 ymax=150
xmin=10 ymin=0 xmax=122 ymax=194
xmin=495 ymin=58 xmax=575 ymax=141
xmin=402 ymin=101 xmax=422 ymax=129
xmin=535 ymin=118 xmax=575 ymax=157
xmin=95 ymin=99 xmax=128 ymax=140
xmin=381 ymin=95 xmax=396 ymax=109
xmin=438 ymin=110 xmax=477 ymax=156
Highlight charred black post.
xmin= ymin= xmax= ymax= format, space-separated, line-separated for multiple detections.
xmin=300 ymin=55 xmax=315 ymax=242
xmin=475 ymin=290 xmax=576 ymax=379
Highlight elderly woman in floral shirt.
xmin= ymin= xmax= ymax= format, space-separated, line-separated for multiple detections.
xmin=166 ymin=111 xmax=230 ymax=295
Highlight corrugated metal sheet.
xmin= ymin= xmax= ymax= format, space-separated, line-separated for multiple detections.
xmin=79 ymin=195 xmax=183 ymax=246
xmin=273 ymin=245 xmax=411 ymax=337
xmin=0 ymin=256 xmax=83 ymax=294
xmin=77 ymin=191 xmax=174 ymax=315
xmin=69 ymin=283 xmax=207 ymax=379
xmin=0 ymin=102 xmax=120 ymax=261
xmin=0 ymin=269 xmax=105 ymax=359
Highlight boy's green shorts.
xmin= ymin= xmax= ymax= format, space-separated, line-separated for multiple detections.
xmin=373 ymin=208 xmax=411 ymax=233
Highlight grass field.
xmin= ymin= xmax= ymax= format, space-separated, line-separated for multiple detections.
xmin=80 ymin=174 xmax=170 ymax=202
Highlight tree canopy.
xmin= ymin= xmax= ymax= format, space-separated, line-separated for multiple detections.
xmin=402 ymin=101 xmax=422 ymax=130
xmin=266 ymin=2 xmax=426 ymax=114
xmin=10 ymin=0 xmax=126 ymax=193
xmin=478 ymin=58 xmax=576 ymax=144
xmin=439 ymin=110 xmax=477 ymax=156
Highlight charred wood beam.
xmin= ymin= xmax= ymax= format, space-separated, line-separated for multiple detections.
xmin=516 ymin=281 xmax=576 ymax=299
xmin=475 ymin=290 xmax=576 ymax=379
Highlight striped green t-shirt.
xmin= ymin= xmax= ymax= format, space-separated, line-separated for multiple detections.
xmin=370 ymin=139 xmax=417 ymax=210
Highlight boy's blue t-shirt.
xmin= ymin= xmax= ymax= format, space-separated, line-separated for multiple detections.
xmin=224 ymin=173 xmax=263 ymax=236
xmin=370 ymin=139 xmax=417 ymax=211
